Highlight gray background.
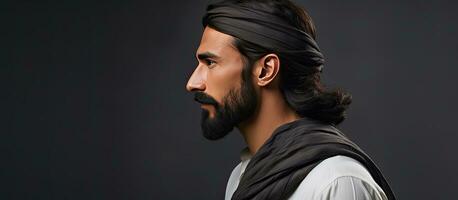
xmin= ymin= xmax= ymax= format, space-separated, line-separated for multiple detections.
xmin=3 ymin=0 xmax=458 ymax=199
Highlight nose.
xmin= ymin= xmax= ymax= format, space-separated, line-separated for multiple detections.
xmin=186 ymin=65 xmax=206 ymax=92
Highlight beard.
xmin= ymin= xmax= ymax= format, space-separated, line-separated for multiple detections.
xmin=194 ymin=73 xmax=258 ymax=140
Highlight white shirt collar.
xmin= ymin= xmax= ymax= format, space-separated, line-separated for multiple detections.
xmin=239 ymin=147 xmax=252 ymax=162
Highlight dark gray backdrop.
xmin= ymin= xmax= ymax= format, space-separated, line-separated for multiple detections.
xmin=4 ymin=0 xmax=458 ymax=199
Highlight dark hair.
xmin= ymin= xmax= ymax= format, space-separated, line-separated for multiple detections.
xmin=205 ymin=0 xmax=352 ymax=125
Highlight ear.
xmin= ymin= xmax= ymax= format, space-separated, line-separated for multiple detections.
xmin=254 ymin=54 xmax=280 ymax=87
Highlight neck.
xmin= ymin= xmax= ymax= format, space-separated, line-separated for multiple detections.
xmin=237 ymin=89 xmax=301 ymax=156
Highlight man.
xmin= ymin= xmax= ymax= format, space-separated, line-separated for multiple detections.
xmin=186 ymin=0 xmax=396 ymax=199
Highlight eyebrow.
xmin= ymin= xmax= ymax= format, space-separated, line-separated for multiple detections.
xmin=196 ymin=51 xmax=221 ymax=60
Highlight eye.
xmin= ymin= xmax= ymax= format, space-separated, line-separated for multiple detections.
xmin=205 ymin=59 xmax=216 ymax=68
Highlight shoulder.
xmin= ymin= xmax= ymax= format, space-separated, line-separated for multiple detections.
xmin=314 ymin=176 xmax=388 ymax=200
xmin=288 ymin=155 xmax=388 ymax=200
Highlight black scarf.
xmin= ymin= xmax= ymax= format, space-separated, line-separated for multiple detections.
xmin=231 ymin=117 xmax=396 ymax=200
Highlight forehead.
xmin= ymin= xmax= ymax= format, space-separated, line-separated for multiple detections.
xmin=196 ymin=26 xmax=238 ymax=57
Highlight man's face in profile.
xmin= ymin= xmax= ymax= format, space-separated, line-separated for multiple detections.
xmin=186 ymin=26 xmax=258 ymax=140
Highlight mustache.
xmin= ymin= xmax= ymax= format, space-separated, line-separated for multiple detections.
xmin=194 ymin=92 xmax=219 ymax=106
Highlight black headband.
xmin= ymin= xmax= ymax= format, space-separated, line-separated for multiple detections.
xmin=203 ymin=3 xmax=324 ymax=71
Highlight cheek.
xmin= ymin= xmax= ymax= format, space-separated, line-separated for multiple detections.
xmin=206 ymin=65 xmax=243 ymax=104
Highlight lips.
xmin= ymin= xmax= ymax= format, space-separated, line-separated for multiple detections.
xmin=194 ymin=92 xmax=219 ymax=107
xmin=200 ymin=103 xmax=216 ymax=110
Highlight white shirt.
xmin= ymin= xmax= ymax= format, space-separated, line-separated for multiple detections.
xmin=225 ymin=147 xmax=388 ymax=200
